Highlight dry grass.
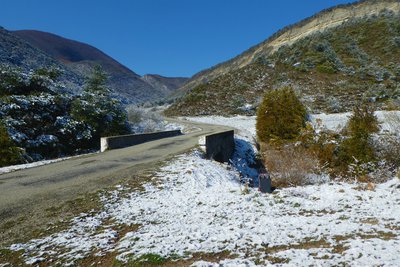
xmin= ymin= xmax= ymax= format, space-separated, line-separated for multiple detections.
xmin=1 ymin=164 xmax=168 ymax=247
xmin=262 ymin=143 xmax=324 ymax=187
xmin=0 ymin=249 xmax=25 ymax=266
xmin=265 ymin=238 xmax=331 ymax=254
xmin=374 ymin=112 xmax=400 ymax=169
xmin=0 ymin=190 xmax=103 ymax=248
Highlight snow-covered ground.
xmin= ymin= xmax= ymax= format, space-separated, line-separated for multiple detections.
xmin=9 ymin=151 xmax=400 ymax=266
xmin=186 ymin=110 xmax=400 ymax=136
xmin=6 ymin=114 xmax=400 ymax=266
xmin=185 ymin=115 xmax=256 ymax=142
xmin=310 ymin=111 xmax=400 ymax=134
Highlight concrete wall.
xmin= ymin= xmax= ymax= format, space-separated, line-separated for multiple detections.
xmin=205 ymin=130 xmax=235 ymax=163
xmin=101 ymin=130 xmax=182 ymax=152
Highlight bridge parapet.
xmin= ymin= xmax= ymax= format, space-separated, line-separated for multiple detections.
xmin=203 ymin=130 xmax=235 ymax=163
xmin=101 ymin=130 xmax=182 ymax=152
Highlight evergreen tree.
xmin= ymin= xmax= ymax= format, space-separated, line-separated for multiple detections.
xmin=71 ymin=66 xmax=130 ymax=148
xmin=84 ymin=65 xmax=109 ymax=95
xmin=339 ymin=103 xmax=379 ymax=164
xmin=256 ymin=87 xmax=307 ymax=143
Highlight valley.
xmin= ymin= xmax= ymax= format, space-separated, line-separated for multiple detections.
xmin=1 ymin=0 xmax=400 ymax=266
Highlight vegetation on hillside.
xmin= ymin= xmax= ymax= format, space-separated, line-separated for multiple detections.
xmin=0 ymin=121 xmax=22 ymax=167
xmin=71 ymin=66 xmax=130 ymax=147
xmin=338 ymin=103 xmax=380 ymax=165
xmin=0 ymin=65 xmax=130 ymax=164
xmin=166 ymin=10 xmax=400 ymax=116
xmin=257 ymin=93 xmax=399 ymax=186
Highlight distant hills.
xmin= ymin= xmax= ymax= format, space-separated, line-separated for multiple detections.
xmin=166 ymin=0 xmax=400 ymax=116
xmin=0 ymin=28 xmax=187 ymax=103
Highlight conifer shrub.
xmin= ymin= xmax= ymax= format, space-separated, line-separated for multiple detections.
xmin=0 ymin=122 xmax=22 ymax=167
xmin=338 ymin=103 xmax=379 ymax=165
xmin=71 ymin=66 xmax=130 ymax=148
xmin=256 ymin=87 xmax=307 ymax=143
xmin=1 ymin=65 xmax=131 ymax=164
xmin=256 ymin=87 xmax=325 ymax=186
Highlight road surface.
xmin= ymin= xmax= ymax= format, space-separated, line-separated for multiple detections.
xmin=0 ymin=119 xmax=233 ymax=221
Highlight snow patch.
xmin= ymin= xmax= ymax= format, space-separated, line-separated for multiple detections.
xmin=0 ymin=152 xmax=96 ymax=175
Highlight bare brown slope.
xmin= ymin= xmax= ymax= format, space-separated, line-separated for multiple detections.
xmin=0 ymin=27 xmax=83 ymax=93
xmin=14 ymin=30 xmax=138 ymax=76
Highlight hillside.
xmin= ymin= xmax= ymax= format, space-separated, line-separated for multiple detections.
xmin=166 ymin=0 xmax=400 ymax=115
xmin=1 ymin=28 xmax=186 ymax=103
xmin=0 ymin=27 xmax=82 ymax=93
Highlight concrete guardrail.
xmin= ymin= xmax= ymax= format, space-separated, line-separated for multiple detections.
xmin=204 ymin=130 xmax=235 ymax=163
xmin=101 ymin=130 xmax=182 ymax=152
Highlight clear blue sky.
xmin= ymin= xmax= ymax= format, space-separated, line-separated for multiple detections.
xmin=2 ymin=0 xmax=352 ymax=77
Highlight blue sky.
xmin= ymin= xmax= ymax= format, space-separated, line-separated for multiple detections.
xmin=2 ymin=0 xmax=352 ymax=77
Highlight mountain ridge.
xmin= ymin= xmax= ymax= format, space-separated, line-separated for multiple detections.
xmin=2 ymin=28 xmax=187 ymax=103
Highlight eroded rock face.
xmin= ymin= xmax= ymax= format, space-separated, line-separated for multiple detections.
xmin=259 ymin=1 xmax=400 ymax=55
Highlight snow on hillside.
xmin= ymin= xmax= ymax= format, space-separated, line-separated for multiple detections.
xmin=6 ymin=115 xmax=400 ymax=266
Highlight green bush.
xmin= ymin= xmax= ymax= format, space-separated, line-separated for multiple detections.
xmin=316 ymin=62 xmax=337 ymax=74
xmin=256 ymin=87 xmax=307 ymax=143
xmin=338 ymin=103 xmax=379 ymax=164
xmin=0 ymin=122 xmax=22 ymax=167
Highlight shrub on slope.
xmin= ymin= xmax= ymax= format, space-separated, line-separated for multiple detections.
xmin=256 ymin=87 xmax=307 ymax=143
